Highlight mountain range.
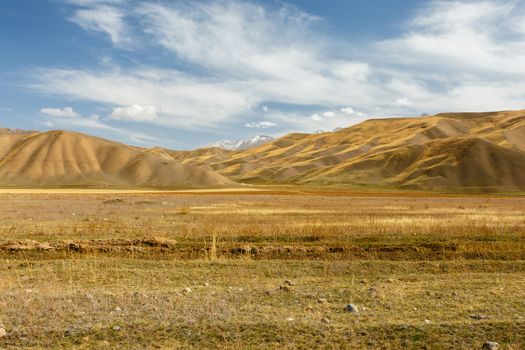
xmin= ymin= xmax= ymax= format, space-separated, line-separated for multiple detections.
xmin=210 ymin=135 xmax=274 ymax=151
xmin=169 ymin=109 xmax=525 ymax=192
xmin=1 ymin=109 xmax=525 ymax=191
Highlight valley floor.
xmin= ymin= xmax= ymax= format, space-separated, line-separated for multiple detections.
xmin=0 ymin=190 xmax=524 ymax=349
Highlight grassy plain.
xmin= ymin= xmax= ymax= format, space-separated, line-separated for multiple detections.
xmin=0 ymin=189 xmax=524 ymax=349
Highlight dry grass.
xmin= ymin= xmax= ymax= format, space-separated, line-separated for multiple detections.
xmin=0 ymin=190 xmax=524 ymax=349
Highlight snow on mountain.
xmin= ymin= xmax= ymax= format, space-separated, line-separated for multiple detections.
xmin=210 ymin=135 xmax=274 ymax=151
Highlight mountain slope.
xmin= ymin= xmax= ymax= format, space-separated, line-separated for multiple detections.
xmin=0 ymin=130 xmax=235 ymax=188
xmin=168 ymin=109 xmax=525 ymax=191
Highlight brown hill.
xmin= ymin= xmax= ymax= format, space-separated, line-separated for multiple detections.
xmin=168 ymin=110 xmax=525 ymax=191
xmin=0 ymin=130 xmax=235 ymax=188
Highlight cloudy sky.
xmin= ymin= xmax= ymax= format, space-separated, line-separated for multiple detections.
xmin=1 ymin=0 xmax=525 ymax=149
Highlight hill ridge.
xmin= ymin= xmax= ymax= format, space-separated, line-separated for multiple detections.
xmin=0 ymin=129 xmax=235 ymax=188
xmin=167 ymin=109 xmax=525 ymax=191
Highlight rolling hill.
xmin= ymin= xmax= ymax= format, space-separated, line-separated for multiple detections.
xmin=0 ymin=129 xmax=234 ymax=188
xmin=167 ymin=110 xmax=525 ymax=192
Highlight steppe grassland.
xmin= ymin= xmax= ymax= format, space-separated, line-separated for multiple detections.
xmin=0 ymin=190 xmax=524 ymax=349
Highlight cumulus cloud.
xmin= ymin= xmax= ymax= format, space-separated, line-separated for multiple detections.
xmin=245 ymin=121 xmax=276 ymax=128
xmin=310 ymin=113 xmax=323 ymax=121
xmin=322 ymin=111 xmax=335 ymax=118
xmin=340 ymin=107 xmax=354 ymax=115
xmin=109 ymin=104 xmax=161 ymax=122
xmin=40 ymin=107 xmax=80 ymax=118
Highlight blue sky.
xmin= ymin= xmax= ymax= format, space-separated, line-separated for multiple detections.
xmin=1 ymin=0 xmax=525 ymax=149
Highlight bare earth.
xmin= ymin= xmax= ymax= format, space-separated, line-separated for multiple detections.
xmin=0 ymin=189 xmax=524 ymax=349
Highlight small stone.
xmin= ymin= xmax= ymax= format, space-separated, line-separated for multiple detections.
xmin=284 ymin=279 xmax=295 ymax=286
xmin=182 ymin=287 xmax=192 ymax=294
xmin=321 ymin=317 xmax=331 ymax=324
xmin=424 ymin=319 xmax=431 ymax=324
xmin=0 ymin=327 xmax=7 ymax=338
xmin=345 ymin=304 xmax=359 ymax=313
xmin=114 ymin=307 xmax=122 ymax=313
xmin=279 ymin=285 xmax=293 ymax=292
xmin=85 ymin=293 xmax=94 ymax=300
xmin=264 ymin=290 xmax=272 ymax=296
xmin=113 ymin=326 xmax=122 ymax=331
xmin=204 ymin=282 xmax=210 ymax=287
xmin=482 ymin=342 xmax=500 ymax=350
xmin=470 ymin=314 xmax=489 ymax=320
xmin=317 ymin=298 xmax=328 ymax=304
xmin=387 ymin=279 xmax=395 ymax=283
xmin=286 ymin=317 xmax=294 ymax=322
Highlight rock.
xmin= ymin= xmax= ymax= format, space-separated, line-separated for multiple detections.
xmin=113 ymin=326 xmax=122 ymax=331
xmin=321 ymin=317 xmax=331 ymax=324
xmin=424 ymin=319 xmax=431 ymax=324
xmin=68 ymin=242 xmax=82 ymax=252
xmin=286 ymin=317 xmax=294 ymax=322
xmin=182 ymin=287 xmax=192 ymax=294
xmin=482 ymin=342 xmax=499 ymax=350
xmin=204 ymin=282 xmax=210 ymax=287
xmin=264 ymin=290 xmax=272 ymax=296
xmin=279 ymin=285 xmax=293 ymax=292
xmin=142 ymin=237 xmax=177 ymax=248
xmin=0 ymin=327 xmax=7 ymax=338
xmin=85 ymin=293 xmax=94 ymax=300
xmin=114 ymin=307 xmax=122 ymax=313
xmin=284 ymin=279 xmax=295 ymax=286
xmin=317 ymin=298 xmax=328 ymax=304
xmin=345 ymin=304 xmax=359 ymax=313
xmin=470 ymin=314 xmax=489 ymax=320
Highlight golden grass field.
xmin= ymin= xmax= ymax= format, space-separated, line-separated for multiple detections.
xmin=1 ymin=189 xmax=524 ymax=349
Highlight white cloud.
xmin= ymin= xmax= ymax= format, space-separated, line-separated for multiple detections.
xmin=0 ymin=107 xmax=13 ymax=112
xmin=310 ymin=113 xmax=322 ymax=121
xmin=323 ymin=111 xmax=335 ymax=118
xmin=245 ymin=121 xmax=276 ymax=128
xmin=109 ymin=104 xmax=161 ymax=122
xmin=69 ymin=4 xmax=128 ymax=45
xmin=396 ymin=97 xmax=414 ymax=107
xmin=340 ymin=107 xmax=354 ymax=115
xmin=33 ymin=0 xmax=525 ymax=137
xmin=40 ymin=107 xmax=80 ymax=118
xmin=261 ymin=106 xmax=268 ymax=112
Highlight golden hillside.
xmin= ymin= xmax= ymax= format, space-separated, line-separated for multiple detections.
xmin=0 ymin=130 xmax=234 ymax=188
xmin=168 ymin=110 xmax=525 ymax=191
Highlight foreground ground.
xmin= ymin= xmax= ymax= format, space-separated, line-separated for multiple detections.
xmin=0 ymin=189 xmax=524 ymax=349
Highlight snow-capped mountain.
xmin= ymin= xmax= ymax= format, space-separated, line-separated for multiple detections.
xmin=210 ymin=135 xmax=275 ymax=151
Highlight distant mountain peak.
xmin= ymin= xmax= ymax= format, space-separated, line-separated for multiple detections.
xmin=210 ymin=135 xmax=274 ymax=151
